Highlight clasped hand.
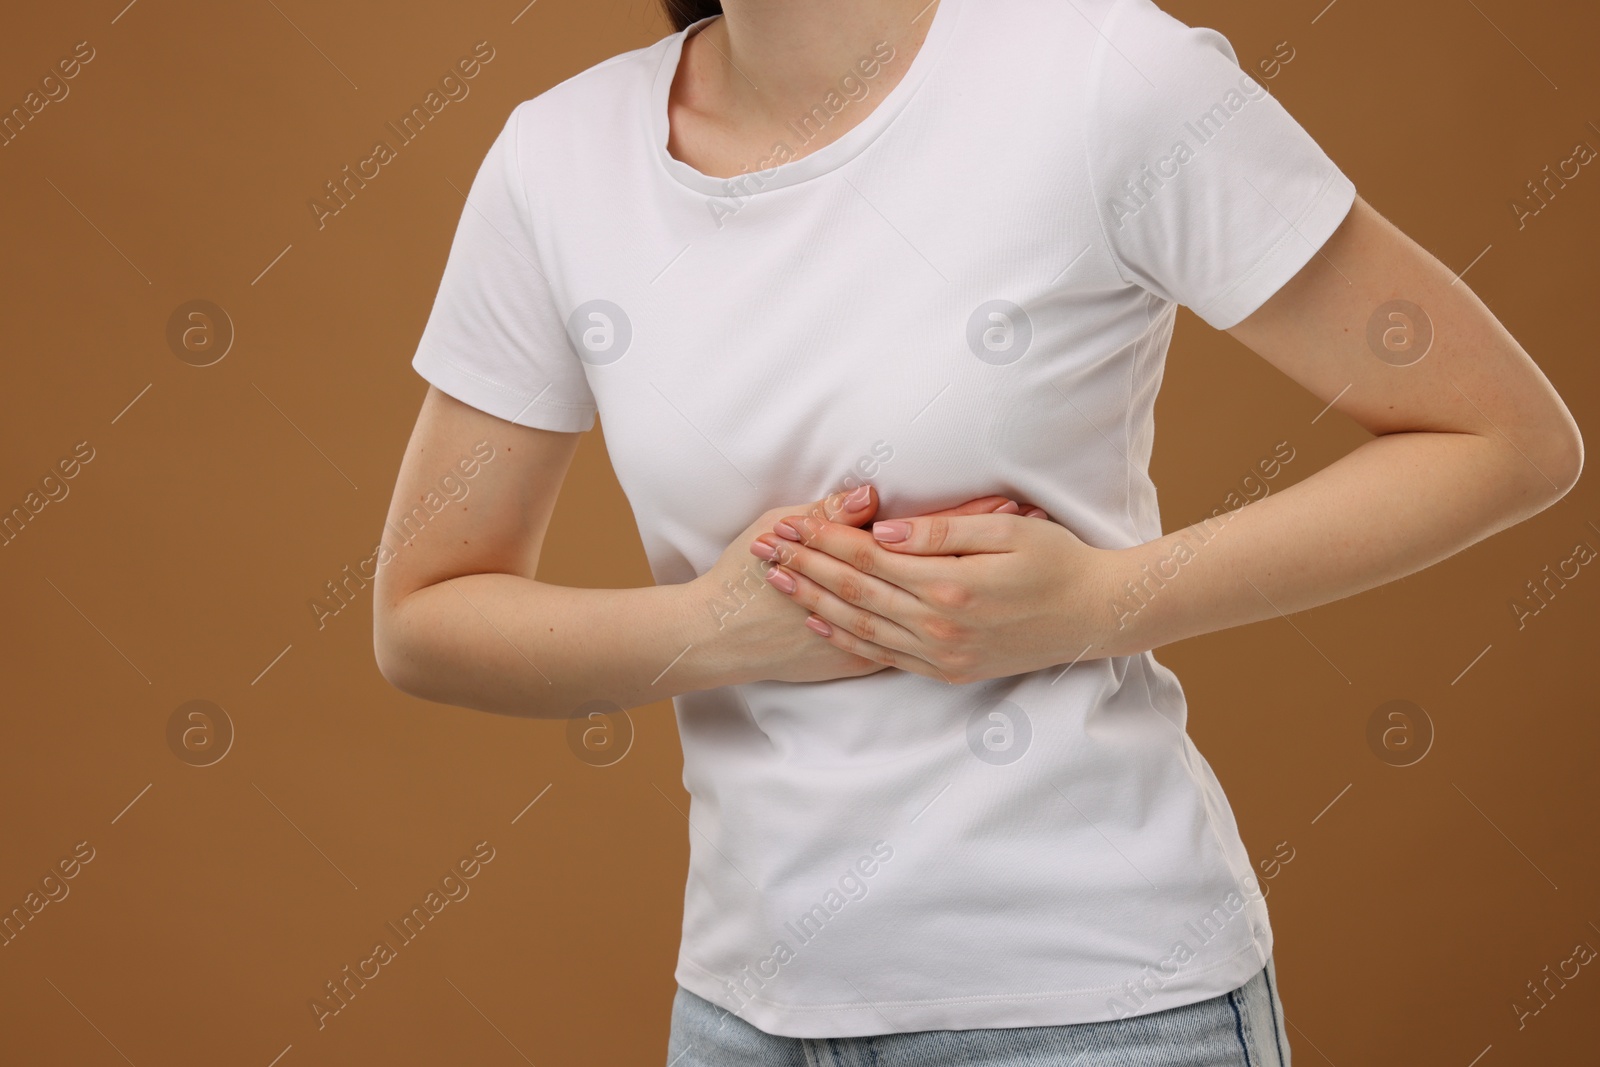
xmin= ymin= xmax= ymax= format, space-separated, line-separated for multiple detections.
xmin=750 ymin=485 xmax=1117 ymax=684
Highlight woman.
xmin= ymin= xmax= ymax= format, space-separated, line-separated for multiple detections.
xmin=373 ymin=0 xmax=1583 ymax=1063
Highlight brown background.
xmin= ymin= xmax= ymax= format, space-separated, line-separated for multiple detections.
xmin=1 ymin=0 xmax=1596 ymax=1063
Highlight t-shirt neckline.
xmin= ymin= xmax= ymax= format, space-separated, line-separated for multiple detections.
xmin=650 ymin=0 xmax=962 ymax=197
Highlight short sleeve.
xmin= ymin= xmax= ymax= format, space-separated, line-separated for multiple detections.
xmin=1084 ymin=0 xmax=1356 ymax=331
xmin=411 ymin=102 xmax=598 ymax=432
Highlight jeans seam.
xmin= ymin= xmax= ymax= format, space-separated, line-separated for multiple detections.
xmin=1262 ymin=963 xmax=1287 ymax=1066
xmin=1226 ymin=988 xmax=1254 ymax=1067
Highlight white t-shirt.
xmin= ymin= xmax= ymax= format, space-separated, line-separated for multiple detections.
xmin=411 ymin=0 xmax=1355 ymax=1038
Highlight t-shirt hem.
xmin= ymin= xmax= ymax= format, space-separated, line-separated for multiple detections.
xmin=412 ymin=344 xmax=597 ymax=433
xmin=1193 ymin=167 xmax=1358 ymax=331
xmin=673 ymin=929 xmax=1271 ymax=1038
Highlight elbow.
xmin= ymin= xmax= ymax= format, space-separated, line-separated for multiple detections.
xmin=1482 ymin=413 xmax=1583 ymax=518
xmin=1537 ymin=416 xmax=1584 ymax=503
xmin=373 ymin=600 xmax=423 ymax=698
xmin=373 ymin=635 xmax=418 ymax=697
xmin=375 ymin=639 xmax=448 ymax=705
xmin=1559 ymin=422 xmax=1584 ymax=494
xmin=372 ymin=602 xmax=542 ymax=717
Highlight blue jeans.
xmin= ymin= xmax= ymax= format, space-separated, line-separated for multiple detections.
xmin=667 ymin=957 xmax=1290 ymax=1066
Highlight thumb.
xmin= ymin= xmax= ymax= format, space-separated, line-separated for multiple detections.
xmin=869 ymin=512 xmax=1013 ymax=556
xmin=789 ymin=483 xmax=879 ymax=536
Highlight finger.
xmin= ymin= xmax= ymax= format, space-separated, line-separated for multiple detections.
xmin=868 ymin=512 xmax=1021 ymax=556
xmin=904 ymin=495 xmax=1047 ymax=520
xmin=758 ymin=546 xmax=958 ymax=680
xmin=915 ymin=495 xmax=1014 ymax=519
xmin=760 ymin=560 xmax=926 ymax=660
xmin=770 ymin=510 xmax=924 ymax=589
xmin=756 ymin=533 xmax=925 ymax=637
xmin=753 ymin=485 xmax=879 ymax=557
xmin=812 ymin=483 xmax=879 ymax=527
xmin=794 ymin=606 xmax=955 ymax=684
xmin=907 ymin=496 xmax=1057 ymax=523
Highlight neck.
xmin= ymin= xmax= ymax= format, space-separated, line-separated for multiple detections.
xmin=691 ymin=0 xmax=938 ymax=128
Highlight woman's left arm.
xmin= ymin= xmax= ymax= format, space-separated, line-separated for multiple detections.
xmin=1092 ymin=194 xmax=1582 ymax=659
xmin=752 ymin=196 xmax=1584 ymax=680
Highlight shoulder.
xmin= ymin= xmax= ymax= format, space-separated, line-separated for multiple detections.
xmin=996 ymin=0 xmax=1214 ymax=56
xmin=1083 ymin=0 xmax=1258 ymax=139
xmin=1090 ymin=0 xmax=1239 ymax=78
xmin=969 ymin=1 xmax=1235 ymax=121
xmin=504 ymin=31 xmax=672 ymax=145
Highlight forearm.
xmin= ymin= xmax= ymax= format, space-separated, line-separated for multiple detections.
xmin=376 ymin=573 xmax=731 ymax=718
xmin=1099 ymin=430 xmax=1571 ymax=658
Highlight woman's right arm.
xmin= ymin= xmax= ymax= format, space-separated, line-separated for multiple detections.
xmin=372 ymin=386 xmax=692 ymax=717
xmin=372 ymin=386 xmax=893 ymax=718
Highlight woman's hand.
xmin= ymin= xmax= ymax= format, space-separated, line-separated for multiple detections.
xmin=691 ymin=486 xmax=1052 ymax=686
xmin=748 ymin=490 xmax=1117 ymax=684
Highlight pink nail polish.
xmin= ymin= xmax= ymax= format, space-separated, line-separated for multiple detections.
xmin=1024 ymin=507 xmax=1047 ymax=518
xmin=765 ymin=567 xmax=797 ymax=594
xmin=872 ymin=521 xmax=910 ymax=543
xmin=805 ymin=616 xmax=833 ymax=637
xmin=774 ymin=521 xmax=801 ymax=541
xmin=842 ymin=485 xmax=871 ymax=510
xmin=749 ymin=540 xmax=778 ymax=561
xmin=994 ymin=500 xmax=1022 ymax=515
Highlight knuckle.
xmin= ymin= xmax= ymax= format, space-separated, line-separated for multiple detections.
xmin=928 ymin=580 xmax=971 ymax=611
xmin=835 ymin=573 xmax=867 ymax=606
xmin=847 ymin=541 xmax=878 ymax=576
xmin=922 ymin=612 xmax=966 ymax=643
xmin=841 ymin=629 xmax=891 ymax=668
xmin=924 ymin=516 xmax=952 ymax=553
xmin=937 ymin=647 xmax=976 ymax=674
xmin=849 ymin=609 xmax=878 ymax=642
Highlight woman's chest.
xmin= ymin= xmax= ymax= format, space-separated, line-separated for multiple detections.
xmin=533 ymin=126 xmax=1155 ymax=570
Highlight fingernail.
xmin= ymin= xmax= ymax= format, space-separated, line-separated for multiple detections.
xmin=994 ymin=500 xmax=1022 ymax=515
xmin=774 ymin=521 xmax=801 ymax=541
xmin=764 ymin=567 xmax=797 ymax=594
xmin=804 ymin=616 xmax=833 ymax=637
xmin=872 ymin=521 xmax=910 ymax=543
xmin=1024 ymin=507 xmax=1047 ymax=518
xmin=749 ymin=539 xmax=778 ymax=561
xmin=842 ymin=484 xmax=872 ymax=510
